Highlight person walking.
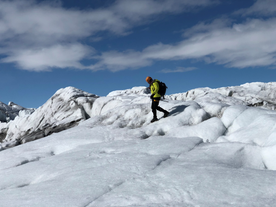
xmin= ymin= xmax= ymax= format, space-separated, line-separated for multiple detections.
xmin=146 ymin=76 xmax=169 ymax=123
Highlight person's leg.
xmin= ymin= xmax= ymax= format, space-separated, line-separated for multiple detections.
xmin=151 ymin=100 xmax=159 ymax=121
xmin=156 ymin=103 xmax=169 ymax=117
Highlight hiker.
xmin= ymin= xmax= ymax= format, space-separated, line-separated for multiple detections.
xmin=146 ymin=76 xmax=169 ymax=123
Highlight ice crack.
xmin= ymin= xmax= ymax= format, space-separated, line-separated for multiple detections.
xmin=83 ymin=181 xmax=125 ymax=207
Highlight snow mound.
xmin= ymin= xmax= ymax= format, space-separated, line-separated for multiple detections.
xmin=169 ymin=82 xmax=276 ymax=110
xmin=107 ymin=86 xmax=150 ymax=97
xmin=84 ymin=86 xmax=276 ymax=170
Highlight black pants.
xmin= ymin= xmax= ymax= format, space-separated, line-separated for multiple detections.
xmin=151 ymin=99 xmax=167 ymax=118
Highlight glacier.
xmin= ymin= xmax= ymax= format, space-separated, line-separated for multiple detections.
xmin=0 ymin=82 xmax=276 ymax=206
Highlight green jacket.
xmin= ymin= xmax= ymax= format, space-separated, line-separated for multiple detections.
xmin=150 ymin=79 xmax=161 ymax=99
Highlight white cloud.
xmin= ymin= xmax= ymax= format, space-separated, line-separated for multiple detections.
xmin=113 ymin=0 xmax=218 ymax=23
xmin=235 ymin=0 xmax=276 ymax=16
xmin=89 ymin=50 xmax=152 ymax=72
xmin=159 ymin=67 xmax=197 ymax=73
xmin=182 ymin=18 xmax=232 ymax=38
xmin=3 ymin=0 xmax=275 ymax=72
xmin=1 ymin=44 xmax=93 ymax=71
xmin=0 ymin=0 xmax=217 ymax=71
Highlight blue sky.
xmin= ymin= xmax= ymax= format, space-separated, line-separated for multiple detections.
xmin=1 ymin=0 xmax=276 ymax=108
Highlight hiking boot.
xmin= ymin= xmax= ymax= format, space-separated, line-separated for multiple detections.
xmin=163 ymin=111 xmax=169 ymax=118
xmin=151 ymin=117 xmax=158 ymax=123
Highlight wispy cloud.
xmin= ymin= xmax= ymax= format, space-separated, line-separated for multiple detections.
xmin=235 ymin=0 xmax=276 ymax=16
xmin=93 ymin=17 xmax=276 ymax=70
xmin=89 ymin=50 xmax=153 ymax=72
xmin=159 ymin=67 xmax=197 ymax=73
xmin=0 ymin=0 xmax=217 ymax=71
xmin=1 ymin=44 xmax=94 ymax=71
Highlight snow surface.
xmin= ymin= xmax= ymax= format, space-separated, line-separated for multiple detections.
xmin=0 ymin=82 xmax=276 ymax=206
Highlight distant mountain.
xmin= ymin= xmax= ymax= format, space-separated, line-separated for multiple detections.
xmin=0 ymin=101 xmax=34 ymax=122
xmin=0 ymin=87 xmax=99 ymax=148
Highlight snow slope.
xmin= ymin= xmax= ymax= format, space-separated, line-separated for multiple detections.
xmin=0 ymin=82 xmax=276 ymax=206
